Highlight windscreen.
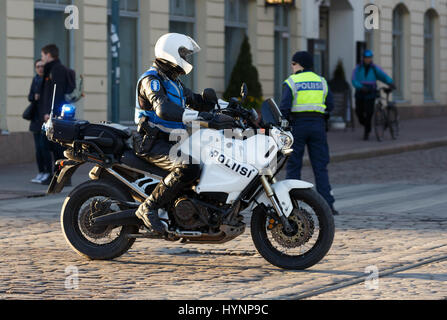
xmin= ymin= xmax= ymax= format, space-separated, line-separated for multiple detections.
xmin=261 ymin=98 xmax=282 ymax=126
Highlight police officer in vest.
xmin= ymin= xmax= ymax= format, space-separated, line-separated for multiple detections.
xmin=279 ymin=51 xmax=338 ymax=215
xmin=134 ymin=33 xmax=225 ymax=233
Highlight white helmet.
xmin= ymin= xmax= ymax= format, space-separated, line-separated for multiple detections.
xmin=154 ymin=33 xmax=201 ymax=75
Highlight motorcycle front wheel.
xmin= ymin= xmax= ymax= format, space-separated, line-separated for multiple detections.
xmin=251 ymin=189 xmax=335 ymax=270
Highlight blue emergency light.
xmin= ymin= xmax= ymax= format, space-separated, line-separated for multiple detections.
xmin=61 ymin=104 xmax=76 ymax=120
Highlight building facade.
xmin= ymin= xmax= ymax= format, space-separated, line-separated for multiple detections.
xmin=0 ymin=0 xmax=446 ymax=164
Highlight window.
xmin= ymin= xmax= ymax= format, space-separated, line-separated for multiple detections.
xmin=34 ymin=0 xmax=74 ymax=68
xmin=107 ymin=0 xmax=140 ymax=123
xmin=424 ymin=10 xmax=436 ymax=101
xmin=169 ymin=0 xmax=196 ymax=90
xmin=224 ymin=0 xmax=248 ymax=87
xmin=35 ymin=0 xmax=72 ymax=8
xmin=392 ymin=5 xmax=406 ymax=101
xmin=274 ymin=5 xmax=290 ymax=102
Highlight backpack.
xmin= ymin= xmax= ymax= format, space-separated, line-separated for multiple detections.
xmin=64 ymin=67 xmax=84 ymax=103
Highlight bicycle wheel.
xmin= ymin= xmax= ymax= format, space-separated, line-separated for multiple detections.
xmin=387 ymin=106 xmax=399 ymax=140
xmin=374 ymin=107 xmax=386 ymax=142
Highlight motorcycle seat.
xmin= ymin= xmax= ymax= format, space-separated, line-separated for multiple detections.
xmin=120 ymin=150 xmax=169 ymax=178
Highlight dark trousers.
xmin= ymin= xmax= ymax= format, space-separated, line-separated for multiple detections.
xmin=355 ymin=98 xmax=376 ymax=135
xmin=137 ymin=137 xmax=201 ymax=215
xmin=286 ymin=117 xmax=335 ymax=207
xmin=33 ymin=132 xmax=53 ymax=174
xmin=49 ymin=142 xmax=66 ymax=172
xmin=142 ymin=138 xmax=200 ymax=183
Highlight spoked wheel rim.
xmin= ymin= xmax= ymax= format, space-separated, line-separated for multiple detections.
xmin=74 ymin=196 xmax=125 ymax=246
xmin=265 ymin=199 xmax=323 ymax=258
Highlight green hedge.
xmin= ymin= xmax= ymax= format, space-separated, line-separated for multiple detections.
xmin=223 ymin=35 xmax=263 ymax=110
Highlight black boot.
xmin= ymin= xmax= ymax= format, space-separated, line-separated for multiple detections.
xmin=135 ymin=170 xmax=186 ymax=234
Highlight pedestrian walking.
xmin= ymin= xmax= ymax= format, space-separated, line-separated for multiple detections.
xmin=39 ymin=44 xmax=70 ymax=184
xmin=279 ymin=51 xmax=338 ymax=215
xmin=25 ymin=59 xmax=53 ymax=184
xmin=351 ymin=50 xmax=395 ymax=140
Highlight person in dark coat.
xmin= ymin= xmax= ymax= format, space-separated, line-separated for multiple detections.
xmin=28 ymin=59 xmax=53 ymax=184
xmin=40 ymin=44 xmax=69 ymax=184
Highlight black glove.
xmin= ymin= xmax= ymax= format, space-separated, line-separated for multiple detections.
xmin=208 ymin=113 xmax=234 ymax=130
xmin=198 ymin=111 xmax=214 ymax=121
xmin=202 ymin=88 xmax=218 ymax=110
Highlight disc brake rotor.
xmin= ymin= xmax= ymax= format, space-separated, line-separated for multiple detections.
xmin=79 ymin=199 xmax=114 ymax=240
xmin=271 ymin=208 xmax=315 ymax=248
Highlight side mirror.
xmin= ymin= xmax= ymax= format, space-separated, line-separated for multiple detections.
xmin=240 ymin=83 xmax=248 ymax=102
xmin=202 ymin=88 xmax=218 ymax=106
xmin=249 ymin=108 xmax=258 ymax=122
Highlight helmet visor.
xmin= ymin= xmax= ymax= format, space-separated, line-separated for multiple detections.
xmin=179 ymin=37 xmax=200 ymax=61
xmin=178 ymin=47 xmax=194 ymax=63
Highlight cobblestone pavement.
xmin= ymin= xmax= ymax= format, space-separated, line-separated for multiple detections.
xmin=0 ymin=147 xmax=446 ymax=299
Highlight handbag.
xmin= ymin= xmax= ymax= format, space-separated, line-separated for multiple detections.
xmin=22 ymin=102 xmax=36 ymax=121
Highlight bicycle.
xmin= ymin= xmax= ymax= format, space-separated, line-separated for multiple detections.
xmin=373 ymin=87 xmax=399 ymax=142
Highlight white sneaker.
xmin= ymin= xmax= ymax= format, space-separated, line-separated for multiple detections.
xmin=31 ymin=173 xmax=44 ymax=184
xmin=39 ymin=173 xmax=52 ymax=185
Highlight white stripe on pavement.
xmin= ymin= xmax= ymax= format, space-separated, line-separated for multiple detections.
xmin=335 ymin=185 xmax=443 ymax=210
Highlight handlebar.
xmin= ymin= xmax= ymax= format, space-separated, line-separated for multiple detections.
xmin=217 ymin=98 xmax=259 ymax=130
xmin=380 ymin=87 xmax=394 ymax=95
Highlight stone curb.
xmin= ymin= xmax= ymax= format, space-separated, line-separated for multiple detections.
xmin=303 ymin=137 xmax=447 ymax=165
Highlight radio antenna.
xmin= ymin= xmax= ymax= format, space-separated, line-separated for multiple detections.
xmin=50 ymin=84 xmax=57 ymax=119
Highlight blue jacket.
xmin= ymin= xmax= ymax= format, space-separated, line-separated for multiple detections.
xmin=135 ymin=64 xmax=213 ymax=133
xmin=351 ymin=63 xmax=393 ymax=100
xmin=135 ymin=67 xmax=187 ymax=132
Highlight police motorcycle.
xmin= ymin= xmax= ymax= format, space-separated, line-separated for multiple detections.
xmin=44 ymin=84 xmax=334 ymax=270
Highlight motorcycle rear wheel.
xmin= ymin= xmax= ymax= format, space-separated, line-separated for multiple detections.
xmin=251 ymin=189 xmax=334 ymax=270
xmin=61 ymin=179 xmax=138 ymax=260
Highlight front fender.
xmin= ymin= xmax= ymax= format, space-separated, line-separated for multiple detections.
xmin=255 ymin=179 xmax=314 ymax=217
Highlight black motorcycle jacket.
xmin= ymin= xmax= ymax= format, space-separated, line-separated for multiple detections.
xmin=136 ymin=60 xmax=215 ymax=126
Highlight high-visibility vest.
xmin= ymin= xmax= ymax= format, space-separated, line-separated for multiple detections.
xmin=284 ymin=71 xmax=328 ymax=114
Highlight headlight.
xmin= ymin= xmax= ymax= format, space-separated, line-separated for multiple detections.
xmin=278 ymin=132 xmax=293 ymax=150
xmin=271 ymin=128 xmax=294 ymax=154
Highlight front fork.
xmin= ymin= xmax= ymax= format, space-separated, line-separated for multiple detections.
xmin=259 ymin=175 xmax=294 ymax=233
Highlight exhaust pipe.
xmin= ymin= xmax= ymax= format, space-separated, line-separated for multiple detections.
xmin=92 ymin=209 xmax=142 ymax=227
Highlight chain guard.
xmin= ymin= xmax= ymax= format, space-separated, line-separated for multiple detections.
xmin=271 ymin=208 xmax=315 ymax=248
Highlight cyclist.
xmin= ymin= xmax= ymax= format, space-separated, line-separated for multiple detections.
xmin=351 ymin=50 xmax=395 ymax=140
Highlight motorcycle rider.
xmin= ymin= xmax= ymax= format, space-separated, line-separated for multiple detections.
xmin=134 ymin=33 xmax=224 ymax=234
